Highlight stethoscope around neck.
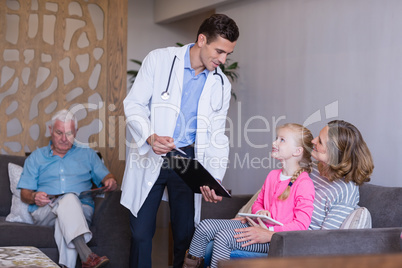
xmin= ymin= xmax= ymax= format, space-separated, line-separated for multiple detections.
xmin=160 ymin=55 xmax=224 ymax=112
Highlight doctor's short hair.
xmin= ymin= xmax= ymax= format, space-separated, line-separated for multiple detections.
xmin=50 ymin=109 xmax=78 ymax=132
xmin=196 ymin=14 xmax=239 ymax=43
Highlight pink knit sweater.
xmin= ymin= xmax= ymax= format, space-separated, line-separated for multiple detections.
xmin=251 ymin=169 xmax=315 ymax=232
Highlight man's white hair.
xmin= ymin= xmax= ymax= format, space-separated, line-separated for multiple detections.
xmin=51 ymin=109 xmax=78 ymax=131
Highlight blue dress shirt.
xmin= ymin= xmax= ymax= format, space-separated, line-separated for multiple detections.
xmin=17 ymin=142 xmax=110 ymax=212
xmin=172 ymin=44 xmax=209 ymax=148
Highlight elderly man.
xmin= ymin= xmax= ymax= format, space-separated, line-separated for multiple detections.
xmin=18 ymin=109 xmax=117 ymax=268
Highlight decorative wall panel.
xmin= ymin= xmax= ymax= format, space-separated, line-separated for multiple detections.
xmin=0 ymin=0 xmax=127 ymax=182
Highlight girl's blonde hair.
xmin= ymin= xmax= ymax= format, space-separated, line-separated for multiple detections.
xmin=277 ymin=123 xmax=314 ymax=201
xmin=319 ymin=120 xmax=374 ymax=185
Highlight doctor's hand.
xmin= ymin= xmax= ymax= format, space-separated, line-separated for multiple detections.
xmin=200 ymin=185 xmax=223 ymax=203
xmin=147 ymin=134 xmax=175 ymax=155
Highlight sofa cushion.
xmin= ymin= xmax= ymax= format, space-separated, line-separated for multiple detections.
xmin=0 ymin=154 xmax=26 ymax=216
xmin=359 ymin=183 xmax=402 ymax=228
xmin=269 ymin=227 xmax=402 ymax=257
xmin=0 ymin=217 xmax=56 ymax=247
xmin=340 ymin=207 xmax=372 ymax=229
xmin=236 ymin=189 xmax=261 ymax=216
xmin=6 ymin=163 xmax=34 ymax=224
xmin=201 ymin=195 xmax=253 ymax=221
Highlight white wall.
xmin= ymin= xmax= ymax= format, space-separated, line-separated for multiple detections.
xmin=154 ymin=0 xmax=238 ymax=23
xmin=218 ymin=0 xmax=402 ymax=193
xmin=128 ymin=0 xmax=402 ymax=195
xmin=127 ymin=0 xmax=213 ymax=83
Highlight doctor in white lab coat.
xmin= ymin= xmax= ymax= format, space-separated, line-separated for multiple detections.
xmin=121 ymin=14 xmax=239 ymax=268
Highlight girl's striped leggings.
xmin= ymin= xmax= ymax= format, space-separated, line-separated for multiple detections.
xmin=188 ymin=219 xmax=269 ymax=268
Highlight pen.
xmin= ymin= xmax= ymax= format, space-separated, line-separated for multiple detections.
xmin=173 ymin=147 xmax=187 ymax=155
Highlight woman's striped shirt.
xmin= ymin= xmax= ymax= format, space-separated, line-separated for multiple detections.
xmin=309 ymin=162 xmax=359 ymax=230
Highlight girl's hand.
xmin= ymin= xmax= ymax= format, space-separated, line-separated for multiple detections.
xmin=246 ymin=217 xmax=268 ymax=229
xmin=232 ymin=216 xmax=247 ymax=224
xmin=256 ymin=210 xmax=271 ymax=217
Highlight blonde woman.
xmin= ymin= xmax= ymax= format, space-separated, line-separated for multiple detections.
xmin=308 ymin=120 xmax=374 ymax=229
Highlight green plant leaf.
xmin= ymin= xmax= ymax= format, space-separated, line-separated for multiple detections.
xmin=226 ymin=62 xmax=238 ymax=70
xmin=130 ymin=59 xmax=142 ymax=65
xmin=231 ymin=91 xmax=237 ymax=101
xmin=127 ymin=70 xmax=138 ymax=75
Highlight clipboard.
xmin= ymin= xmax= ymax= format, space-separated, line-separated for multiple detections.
xmin=78 ymin=186 xmax=107 ymax=199
xmin=47 ymin=186 xmax=107 ymax=201
xmin=167 ymin=155 xmax=231 ymax=198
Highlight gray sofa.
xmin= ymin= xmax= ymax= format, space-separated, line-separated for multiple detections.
xmin=201 ymin=183 xmax=402 ymax=257
xmin=0 ymin=154 xmax=131 ymax=267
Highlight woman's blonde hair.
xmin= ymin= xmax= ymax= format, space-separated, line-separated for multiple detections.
xmin=277 ymin=123 xmax=314 ymax=201
xmin=319 ymin=120 xmax=374 ymax=185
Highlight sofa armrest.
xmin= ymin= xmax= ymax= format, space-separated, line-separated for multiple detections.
xmin=269 ymin=227 xmax=402 ymax=257
xmin=201 ymin=195 xmax=253 ymax=221
xmin=89 ymin=190 xmax=131 ymax=267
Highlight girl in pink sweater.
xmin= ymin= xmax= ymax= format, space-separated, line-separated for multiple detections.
xmin=183 ymin=123 xmax=315 ymax=268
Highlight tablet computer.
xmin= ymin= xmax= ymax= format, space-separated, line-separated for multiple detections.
xmin=167 ymin=155 xmax=231 ymax=198
xmin=238 ymin=212 xmax=283 ymax=226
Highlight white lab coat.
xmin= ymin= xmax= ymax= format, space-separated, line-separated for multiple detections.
xmin=121 ymin=44 xmax=231 ymax=224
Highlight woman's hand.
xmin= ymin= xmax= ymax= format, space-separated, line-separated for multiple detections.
xmin=234 ymin=218 xmax=274 ymax=247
